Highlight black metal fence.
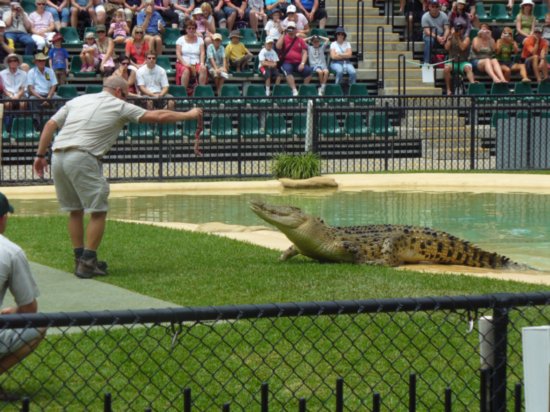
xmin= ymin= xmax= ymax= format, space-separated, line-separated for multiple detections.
xmin=1 ymin=94 xmax=550 ymax=185
xmin=1 ymin=292 xmax=550 ymax=410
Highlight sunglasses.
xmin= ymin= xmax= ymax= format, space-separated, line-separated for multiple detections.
xmin=97 ymin=30 xmax=106 ymax=33
xmin=121 ymin=62 xmax=129 ymax=65
xmin=36 ymin=3 xmax=45 ymax=5
xmin=147 ymin=56 xmax=156 ymax=60
xmin=135 ymin=31 xmax=143 ymax=34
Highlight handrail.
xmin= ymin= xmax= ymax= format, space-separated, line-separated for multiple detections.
xmin=357 ymin=0 xmax=365 ymax=61
xmin=398 ymin=54 xmax=406 ymax=96
xmin=336 ymin=0 xmax=344 ymax=27
xmin=376 ymin=26 xmax=385 ymax=90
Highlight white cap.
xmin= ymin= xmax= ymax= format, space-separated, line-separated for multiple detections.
xmin=0 ymin=21 xmax=6 ymax=28
xmin=286 ymin=21 xmax=296 ymax=29
xmin=192 ymin=7 xmax=203 ymax=15
xmin=286 ymin=4 xmax=297 ymax=13
xmin=456 ymin=0 xmax=466 ymax=4
xmin=265 ymin=36 xmax=274 ymax=43
xmin=520 ymin=0 xmax=534 ymax=6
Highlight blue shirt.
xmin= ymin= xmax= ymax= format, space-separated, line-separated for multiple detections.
xmin=136 ymin=10 xmax=165 ymax=35
xmin=299 ymin=0 xmax=314 ymax=10
xmin=48 ymin=47 xmax=69 ymax=70
xmin=26 ymin=66 xmax=58 ymax=95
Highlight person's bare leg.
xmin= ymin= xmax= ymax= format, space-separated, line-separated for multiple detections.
xmin=464 ymin=65 xmax=475 ymax=83
xmin=68 ymin=210 xmax=85 ymax=249
xmin=501 ymin=65 xmax=511 ymax=82
xmin=0 ymin=330 xmax=46 ymax=374
xmin=491 ymin=60 xmax=507 ymax=82
xmin=86 ymin=211 xmax=107 ymax=251
xmin=286 ymin=74 xmax=296 ymax=90
xmin=444 ymin=65 xmax=452 ymax=94
xmin=541 ymin=59 xmax=548 ymax=80
xmin=181 ymin=69 xmax=190 ymax=88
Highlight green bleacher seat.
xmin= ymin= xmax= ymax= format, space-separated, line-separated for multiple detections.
xmin=291 ymin=114 xmax=307 ymax=138
xmin=535 ymin=3 xmax=548 ymax=20
xmin=345 ymin=113 xmax=369 ymax=137
xmin=368 ymin=113 xmax=397 ymax=137
xmin=85 ymin=85 xmax=103 ymax=94
xmin=265 ymin=114 xmax=288 ymax=138
xmin=349 ymin=83 xmax=375 ymax=106
xmin=10 ymin=117 xmax=40 ymax=142
xmin=513 ymin=81 xmax=535 ymax=101
xmin=511 ymin=4 xmax=520 ymax=19
xmin=60 ymin=27 xmax=82 ymax=47
xmin=182 ymin=118 xmax=198 ymax=138
xmin=467 ymin=82 xmax=488 ymax=96
xmin=324 ymin=84 xmax=345 ymax=104
xmin=220 ymin=84 xmax=244 ymax=105
xmin=22 ymin=55 xmax=34 ymax=69
xmin=210 ymin=115 xmax=237 ymax=138
xmin=193 ymin=85 xmax=216 ymax=106
xmin=476 ymin=3 xmax=490 ymax=22
xmin=70 ymin=56 xmax=96 ymax=78
xmin=240 ymin=28 xmax=260 ymax=47
xmin=21 ymin=0 xmax=35 ymax=13
xmin=57 ymin=85 xmax=79 ymax=99
xmin=245 ymin=84 xmax=270 ymax=106
xmin=168 ymin=85 xmax=189 ymax=108
xmin=239 ymin=114 xmax=262 ymax=138
xmin=298 ymin=84 xmax=317 ymax=97
xmin=156 ymin=55 xmax=175 ymax=76
xmin=163 ymin=28 xmax=180 ymax=47
xmin=273 ymin=84 xmax=292 ymax=97
xmin=127 ymin=123 xmax=156 ymax=140
xmin=489 ymin=4 xmax=512 ymax=22
xmin=158 ymin=123 xmax=180 ymax=140
xmin=490 ymin=82 xmax=512 ymax=102
xmin=319 ymin=114 xmax=342 ymax=137
xmin=537 ymin=79 xmax=550 ymax=94
xmin=216 ymin=28 xmax=230 ymax=46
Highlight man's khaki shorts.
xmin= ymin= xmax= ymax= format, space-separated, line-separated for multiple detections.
xmin=0 ymin=327 xmax=43 ymax=356
xmin=51 ymin=150 xmax=110 ymax=212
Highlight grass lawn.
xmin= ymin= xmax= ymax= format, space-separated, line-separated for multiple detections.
xmin=3 ymin=216 xmax=549 ymax=411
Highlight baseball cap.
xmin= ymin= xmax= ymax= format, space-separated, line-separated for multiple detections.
xmin=52 ymin=32 xmax=63 ymax=43
xmin=10 ymin=1 xmax=21 ymax=7
xmin=428 ymin=0 xmax=440 ymax=6
xmin=534 ymin=24 xmax=544 ymax=32
xmin=286 ymin=4 xmax=296 ymax=13
xmin=212 ymin=33 xmax=222 ymax=41
xmin=192 ymin=7 xmax=203 ymax=15
xmin=457 ymin=0 xmax=466 ymax=4
xmin=0 ymin=193 xmax=14 ymax=217
xmin=286 ymin=21 xmax=296 ymax=29
xmin=85 ymin=31 xmax=95 ymax=39
xmin=265 ymin=36 xmax=274 ymax=43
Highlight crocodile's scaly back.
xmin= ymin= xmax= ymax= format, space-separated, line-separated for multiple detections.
xmin=250 ymin=200 xmax=530 ymax=270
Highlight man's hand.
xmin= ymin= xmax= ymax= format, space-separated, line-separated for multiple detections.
xmin=0 ymin=307 xmax=17 ymax=315
xmin=188 ymin=107 xmax=203 ymax=119
xmin=33 ymin=157 xmax=48 ymax=178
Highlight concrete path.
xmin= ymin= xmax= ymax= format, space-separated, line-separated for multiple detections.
xmin=3 ymin=262 xmax=179 ymax=313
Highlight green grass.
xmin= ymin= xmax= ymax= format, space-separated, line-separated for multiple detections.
xmin=4 ymin=216 xmax=549 ymax=411
xmin=8 ymin=216 xmax=547 ymax=306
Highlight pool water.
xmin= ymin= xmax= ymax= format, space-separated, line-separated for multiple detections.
xmin=11 ymin=190 xmax=550 ymax=270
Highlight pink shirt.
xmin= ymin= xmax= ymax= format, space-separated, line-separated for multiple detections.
xmin=29 ymin=11 xmax=54 ymax=32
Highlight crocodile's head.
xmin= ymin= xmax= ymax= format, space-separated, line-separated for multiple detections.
xmin=250 ymin=200 xmax=309 ymax=230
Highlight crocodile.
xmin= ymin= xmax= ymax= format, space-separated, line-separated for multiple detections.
xmin=250 ymin=200 xmax=529 ymax=270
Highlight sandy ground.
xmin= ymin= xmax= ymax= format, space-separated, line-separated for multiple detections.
xmin=4 ymin=173 xmax=550 ymax=286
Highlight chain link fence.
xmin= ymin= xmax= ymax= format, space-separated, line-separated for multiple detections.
xmin=1 ymin=292 xmax=549 ymax=410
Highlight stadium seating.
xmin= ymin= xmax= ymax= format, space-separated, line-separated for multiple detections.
xmin=345 ymin=113 xmax=369 ymax=137
xmin=210 ymin=115 xmax=237 ymax=138
xmin=368 ymin=113 xmax=396 ymax=136
xmin=239 ymin=114 xmax=262 ymax=138
xmin=10 ymin=117 xmax=40 ymax=142
xmin=57 ymin=85 xmax=79 ymax=98
xmin=265 ymin=114 xmax=288 ymax=138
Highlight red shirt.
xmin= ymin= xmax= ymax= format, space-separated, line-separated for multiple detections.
xmin=282 ymin=34 xmax=307 ymax=64
xmin=521 ymin=35 xmax=548 ymax=60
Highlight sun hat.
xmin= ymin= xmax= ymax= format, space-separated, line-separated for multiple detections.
xmin=286 ymin=4 xmax=296 ymax=13
xmin=0 ymin=192 xmax=14 ymax=217
xmin=34 ymin=52 xmax=48 ymax=60
xmin=271 ymin=7 xmax=282 ymax=14
xmin=265 ymin=36 xmax=274 ymax=43
xmin=95 ymin=24 xmax=106 ymax=32
xmin=520 ymin=0 xmax=534 ymax=7
xmin=534 ymin=24 xmax=544 ymax=32
xmin=10 ymin=1 xmax=21 ymax=7
xmin=85 ymin=31 xmax=95 ymax=39
xmin=229 ymin=29 xmax=241 ymax=38
xmin=335 ymin=26 xmax=347 ymax=36
xmin=52 ymin=32 xmax=64 ymax=43
xmin=4 ymin=53 xmax=21 ymax=65
xmin=456 ymin=0 xmax=466 ymax=4
xmin=192 ymin=7 xmax=203 ymax=15
xmin=212 ymin=33 xmax=222 ymax=41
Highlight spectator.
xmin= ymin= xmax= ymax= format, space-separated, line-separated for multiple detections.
xmin=282 ymin=4 xmax=309 ymax=38
xmin=200 ymin=2 xmax=217 ymax=37
xmin=206 ymin=32 xmax=228 ymax=95
xmin=123 ymin=0 xmax=143 ymax=27
xmin=421 ymin=0 xmax=449 ymax=64
xmin=0 ymin=21 xmax=15 ymax=69
xmin=0 ymin=192 xmax=46 ymax=402
xmin=258 ymin=36 xmax=280 ymax=95
xmin=109 ymin=8 xmax=130 ymax=44
xmin=136 ymin=0 xmax=165 ymax=55
xmin=92 ymin=0 xmax=107 ymax=24
xmin=136 ymin=51 xmax=175 ymax=108
xmin=448 ymin=0 xmax=472 ymax=38
xmin=222 ymin=0 xmax=248 ymax=31
xmin=173 ymin=0 xmax=194 ymax=29
xmin=515 ymin=0 xmax=535 ymax=45
xmin=265 ymin=0 xmax=290 ymax=15
xmin=0 ymin=53 xmax=27 ymax=110
xmin=102 ymin=0 xmax=126 ymax=22
xmin=400 ymin=0 xmax=425 ymax=41
xmin=125 ymin=25 xmax=150 ymax=69
xmin=112 ymin=55 xmax=139 ymax=96
xmin=248 ymin=0 xmax=265 ymax=34
xmin=521 ymin=25 xmax=549 ymax=82
xmin=96 ymin=24 xmax=116 ymax=76
xmin=264 ymin=6 xmax=283 ymax=40
xmin=225 ymin=29 xmax=252 ymax=72
xmin=542 ymin=12 xmax=550 ymax=42
xmin=80 ymin=31 xmax=99 ymax=72
xmin=276 ymin=20 xmax=312 ymax=96
xmin=3 ymin=1 xmax=35 ymax=56
xmin=329 ymin=26 xmax=356 ymax=86
xmin=48 ymin=32 xmax=69 ymax=84
xmin=193 ymin=7 xmax=214 ymax=46
xmin=29 ymin=0 xmax=55 ymax=52
xmin=210 ymin=0 xmax=228 ymax=28
xmin=496 ymin=26 xmax=529 ymax=82
xmin=175 ymin=19 xmax=207 ymax=91
xmin=154 ymin=0 xmax=179 ymax=28
xmin=70 ymin=0 xmax=96 ymax=29
xmin=470 ymin=23 xmax=508 ymax=83
xmin=45 ymin=0 xmax=70 ymax=31
xmin=443 ymin=22 xmax=475 ymax=95
xmin=26 ymin=52 xmax=59 ymax=112
xmin=294 ymin=0 xmax=327 ymax=29
xmin=306 ymin=34 xmax=328 ymax=95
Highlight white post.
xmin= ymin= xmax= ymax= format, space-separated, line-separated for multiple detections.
xmin=522 ymin=326 xmax=550 ymax=412
xmin=479 ymin=316 xmax=494 ymax=369
xmin=305 ymin=99 xmax=313 ymax=152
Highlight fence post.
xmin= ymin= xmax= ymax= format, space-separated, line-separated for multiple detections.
xmin=104 ymin=392 xmax=112 ymax=412
xmin=376 ymin=26 xmax=385 ymax=91
xmin=336 ymin=377 xmax=344 ymax=412
xmin=444 ymin=388 xmax=452 ymax=412
xmin=373 ymin=393 xmax=381 ymax=412
xmin=469 ymin=96 xmax=477 ymax=170
xmin=261 ymin=382 xmax=268 ymax=412
xmin=299 ymin=397 xmax=306 ymax=411
xmin=491 ymin=305 xmax=509 ymax=412
xmin=184 ymin=387 xmax=191 ymax=412
xmin=409 ymin=373 xmax=416 ymax=412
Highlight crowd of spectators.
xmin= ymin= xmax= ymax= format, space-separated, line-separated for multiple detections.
xmin=0 ymin=0 xmax=363 ymax=108
xmin=419 ymin=0 xmax=550 ymax=94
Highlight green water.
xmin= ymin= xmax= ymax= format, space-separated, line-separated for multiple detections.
xmin=11 ymin=190 xmax=550 ymax=270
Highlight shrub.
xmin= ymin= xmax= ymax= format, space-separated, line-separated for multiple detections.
xmin=271 ymin=152 xmax=321 ymax=179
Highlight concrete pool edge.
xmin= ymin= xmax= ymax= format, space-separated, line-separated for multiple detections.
xmin=3 ymin=173 xmax=550 ymax=198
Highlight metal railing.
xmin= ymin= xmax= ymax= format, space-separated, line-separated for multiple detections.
xmin=2 ymin=94 xmax=550 ymax=184
xmin=1 ymin=292 xmax=549 ymax=410
xmin=356 ymin=0 xmax=365 ymax=61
